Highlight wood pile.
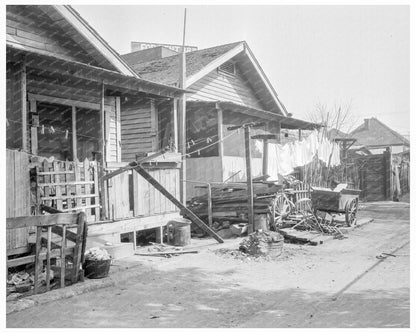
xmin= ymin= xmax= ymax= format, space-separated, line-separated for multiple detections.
xmin=188 ymin=182 xmax=282 ymax=224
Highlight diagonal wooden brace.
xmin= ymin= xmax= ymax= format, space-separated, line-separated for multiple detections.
xmin=133 ymin=165 xmax=224 ymax=243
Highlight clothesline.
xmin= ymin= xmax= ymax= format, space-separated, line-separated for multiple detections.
xmin=265 ymin=129 xmax=341 ymax=178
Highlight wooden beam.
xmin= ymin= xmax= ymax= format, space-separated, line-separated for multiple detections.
xmin=133 ymin=165 xmax=224 ymax=243
xmin=100 ymin=82 xmax=108 ymax=219
xmin=216 ymin=104 xmax=224 ymax=162
xmin=7 ymin=213 xmax=80 ymax=229
xmin=172 ymin=98 xmax=178 ymax=152
xmin=115 ymin=96 xmax=121 ymax=162
xmin=21 ymin=57 xmax=27 ymax=152
xmin=72 ymin=105 xmax=77 ymax=160
xmin=244 ymin=127 xmax=255 ymax=234
xmin=27 ymin=93 xmax=100 ymax=110
xmin=150 ymin=98 xmax=158 ymax=151
xmin=29 ymin=97 xmax=37 ymax=155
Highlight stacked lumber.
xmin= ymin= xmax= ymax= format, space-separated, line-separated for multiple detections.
xmin=188 ymin=182 xmax=282 ymax=223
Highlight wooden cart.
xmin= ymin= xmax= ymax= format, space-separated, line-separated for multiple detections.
xmin=311 ymin=188 xmax=361 ymax=227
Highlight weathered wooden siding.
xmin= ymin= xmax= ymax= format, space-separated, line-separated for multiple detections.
xmin=186 ymin=157 xmax=223 ymax=199
xmin=6 ymin=61 xmax=24 ymax=150
xmin=188 ymin=67 xmax=264 ymax=110
xmin=120 ymin=98 xmax=156 ymax=161
xmin=105 ymin=96 xmax=122 ymax=163
xmin=132 ymin=168 xmax=180 ymax=216
xmin=6 ymin=149 xmax=31 ymax=252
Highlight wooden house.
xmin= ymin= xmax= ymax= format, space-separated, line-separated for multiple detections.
xmin=123 ymin=41 xmax=319 ymax=198
xmin=6 ymin=5 xmax=185 ymax=255
xmin=350 ymin=117 xmax=410 ymax=155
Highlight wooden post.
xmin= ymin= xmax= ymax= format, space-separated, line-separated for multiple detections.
xmin=72 ymin=105 xmax=77 ymax=160
xmin=298 ymin=129 xmax=302 ymax=141
xmin=179 ymin=9 xmax=187 ymax=205
xmin=115 ymin=96 xmax=121 ymax=162
xmin=100 ymin=82 xmax=106 ymax=165
xmin=150 ymin=98 xmax=158 ymax=151
xmin=216 ymin=104 xmax=224 ymax=161
xmin=171 ymin=98 xmax=178 ymax=152
xmin=61 ymin=225 xmax=66 ymax=288
xmin=244 ymin=126 xmax=254 ymax=234
xmin=100 ymin=83 xmax=108 ymax=219
xmin=29 ymin=98 xmax=38 ymax=155
xmin=207 ymin=183 xmax=213 ymax=227
xmin=21 ymin=57 xmax=27 ymax=152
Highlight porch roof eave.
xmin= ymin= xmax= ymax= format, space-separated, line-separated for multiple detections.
xmin=7 ymin=44 xmax=186 ymax=99
xmin=186 ymin=100 xmax=322 ymax=130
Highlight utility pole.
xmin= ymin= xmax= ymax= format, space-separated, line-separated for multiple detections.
xmin=179 ymin=8 xmax=187 ymax=205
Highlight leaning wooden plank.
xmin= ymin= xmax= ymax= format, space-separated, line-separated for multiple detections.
xmin=34 ymin=226 xmax=42 ymax=294
xmin=6 ymin=214 xmax=79 ymax=229
xmin=46 ymin=226 xmax=51 ymax=291
xmin=72 ymin=212 xmax=85 ymax=283
xmin=61 ymin=225 xmax=66 ymax=288
xmin=101 ymin=149 xmax=169 ymax=181
xmin=133 ymin=165 xmax=224 ymax=243
xmin=135 ymin=250 xmax=198 ymax=256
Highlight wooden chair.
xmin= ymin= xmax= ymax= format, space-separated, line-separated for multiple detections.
xmin=6 ymin=212 xmax=87 ymax=294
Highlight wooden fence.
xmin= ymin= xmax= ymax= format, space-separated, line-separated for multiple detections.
xmin=7 ymin=212 xmax=87 ymax=294
xmin=35 ymin=158 xmax=100 ymax=222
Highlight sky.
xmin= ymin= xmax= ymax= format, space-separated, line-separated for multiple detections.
xmin=74 ymin=5 xmax=410 ymax=136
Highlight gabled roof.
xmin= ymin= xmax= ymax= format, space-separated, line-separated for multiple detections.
xmin=123 ymin=41 xmax=289 ymax=116
xmin=350 ymin=117 xmax=410 ymax=148
xmin=6 ymin=5 xmax=138 ymax=77
xmin=124 ymin=42 xmax=241 ymax=86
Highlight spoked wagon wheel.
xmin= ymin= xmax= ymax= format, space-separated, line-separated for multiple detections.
xmin=269 ymin=194 xmax=294 ymax=229
xmin=345 ymin=198 xmax=358 ymax=227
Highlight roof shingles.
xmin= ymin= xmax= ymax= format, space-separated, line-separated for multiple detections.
xmin=123 ymin=41 xmax=243 ymax=86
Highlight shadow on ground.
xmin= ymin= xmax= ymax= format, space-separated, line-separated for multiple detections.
xmin=7 ymin=264 xmax=410 ymax=328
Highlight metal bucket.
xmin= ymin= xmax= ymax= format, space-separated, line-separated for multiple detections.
xmin=167 ymin=219 xmax=191 ymax=246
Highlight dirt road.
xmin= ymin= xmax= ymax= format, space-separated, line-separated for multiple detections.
xmin=7 ymin=201 xmax=410 ymax=328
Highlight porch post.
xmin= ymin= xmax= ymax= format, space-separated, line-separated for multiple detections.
xmin=171 ymin=98 xmax=178 ymax=152
xmin=20 ymin=57 xmax=27 ymax=152
xmin=216 ymin=103 xmax=224 ymax=162
xmin=72 ymin=105 xmax=77 ymax=160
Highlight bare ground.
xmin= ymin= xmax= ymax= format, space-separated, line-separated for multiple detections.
xmin=6 ymin=201 xmax=410 ymax=328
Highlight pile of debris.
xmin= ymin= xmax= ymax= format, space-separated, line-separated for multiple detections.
xmin=213 ymin=230 xmax=285 ymax=261
xmin=188 ymin=181 xmax=282 ymax=225
xmin=239 ymin=230 xmax=284 ymax=258
xmin=7 ymin=266 xmax=54 ymax=300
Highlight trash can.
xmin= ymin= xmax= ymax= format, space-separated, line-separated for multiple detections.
xmin=166 ymin=219 xmax=191 ymax=246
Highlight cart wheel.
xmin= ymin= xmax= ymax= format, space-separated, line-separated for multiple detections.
xmin=345 ymin=198 xmax=358 ymax=227
xmin=270 ymin=194 xmax=293 ymax=228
